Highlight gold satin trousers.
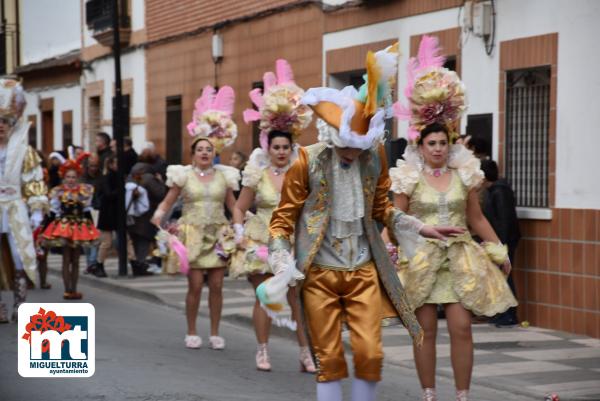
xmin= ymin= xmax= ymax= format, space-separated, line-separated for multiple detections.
xmin=302 ymin=262 xmax=384 ymax=382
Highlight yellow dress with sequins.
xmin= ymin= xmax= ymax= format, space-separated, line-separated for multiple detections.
xmin=389 ymin=152 xmax=517 ymax=316
xmin=230 ymin=166 xmax=281 ymax=278
xmin=165 ymin=165 xmax=239 ymax=272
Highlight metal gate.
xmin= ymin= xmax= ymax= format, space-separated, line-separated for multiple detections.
xmin=505 ymin=67 xmax=551 ymax=208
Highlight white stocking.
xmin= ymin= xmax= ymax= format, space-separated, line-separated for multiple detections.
xmin=317 ymin=380 xmax=343 ymax=401
xmin=351 ymin=378 xmax=377 ymax=401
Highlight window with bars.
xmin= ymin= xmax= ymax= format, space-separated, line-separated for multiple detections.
xmin=505 ymin=67 xmax=550 ymax=208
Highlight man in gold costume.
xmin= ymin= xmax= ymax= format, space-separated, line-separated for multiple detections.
xmin=266 ymin=45 xmax=462 ymax=401
xmin=0 ymin=79 xmax=48 ymax=322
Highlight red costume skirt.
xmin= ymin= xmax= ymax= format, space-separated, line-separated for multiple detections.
xmin=42 ymin=217 xmax=100 ymax=248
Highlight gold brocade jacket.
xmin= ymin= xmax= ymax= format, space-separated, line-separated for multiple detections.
xmin=269 ymin=142 xmax=422 ymax=343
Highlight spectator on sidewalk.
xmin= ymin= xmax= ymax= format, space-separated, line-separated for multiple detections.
xmin=94 ymin=155 xmax=119 ymax=278
xmin=81 ymin=153 xmax=102 ymax=274
xmin=127 ymin=162 xmax=166 ymax=274
xmin=227 ymin=150 xmax=247 ymax=200
xmin=111 ymin=137 xmax=138 ymax=176
xmin=481 ymin=159 xmax=521 ymax=327
xmin=47 ymin=150 xmax=66 ymax=189
xmin=139 ymin=141 xmax=167 ymax=180
xmin=95 ymin=132 xmax=113 ymax=170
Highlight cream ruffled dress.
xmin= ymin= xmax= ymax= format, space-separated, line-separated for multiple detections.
xmin=229 ymin=148 xmax=295 ymax=278
xmin=165 ymin=164 xmax=239 ymax=272
xmin=389 ymin=145 xmax=517 ymax=316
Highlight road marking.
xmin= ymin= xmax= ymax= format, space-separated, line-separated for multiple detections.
xmin=527 ymin=380 xmax=600 ymax=398
xmin=126 ymin=280 xmax=188 ymax=288
xmin=443 ymin=331 xmax=562 ymax=343
xmin=221 ymin=306 xmax=256 ymax=316
xmin=504 ymin=347 xmax=600 ymax=361
xmin=445 ymin=361 xmax=577 ymax=378
xmin=571 ymin=338 xmax=600 ymax=348
xmin=384 ymin=344 xmax=492 ymax=362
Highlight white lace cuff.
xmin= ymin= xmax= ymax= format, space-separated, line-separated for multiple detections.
xmin=391 ymin=209 xmax=424 ymax=259
xmin=268 ymin=249 xmax=304 ymax=284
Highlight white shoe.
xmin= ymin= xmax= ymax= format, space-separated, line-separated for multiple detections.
xmin=208 ymin=335 xmax=225 ymax=350
xmin=184 ymin=335 xmax=202 ymax=349
xmin=147 ymin=264 xmax=162 ymax=274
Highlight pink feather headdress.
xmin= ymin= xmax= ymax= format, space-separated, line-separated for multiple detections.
xmin=187 ymin=85 xmax=238 ymax=153
xmin=243 ymin=59 xmax=313 ymax=150
xmin=393 ymin=35 xmax=467 ymax=142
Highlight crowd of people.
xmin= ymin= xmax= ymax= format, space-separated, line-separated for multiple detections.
xmin=0 ymin=35 xmax=524 ymax=401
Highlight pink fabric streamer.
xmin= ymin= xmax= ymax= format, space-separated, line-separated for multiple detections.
xmin=255 ymin=245 xmax=268 ymax=263
xmin=169 ymin=235 xmax=189 ymax=275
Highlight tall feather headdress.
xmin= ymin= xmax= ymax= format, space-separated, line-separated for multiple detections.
xmin=393 ymin=35 xmax=466 ymax=142
xmin=242 ymin=59 xmax=312 ymax=150
xmin=187 ymin=85 xmax=238 ymax=153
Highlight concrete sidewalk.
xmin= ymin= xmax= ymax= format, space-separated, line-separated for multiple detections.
xmin=46 ymin=255 xmax=600 ymax=401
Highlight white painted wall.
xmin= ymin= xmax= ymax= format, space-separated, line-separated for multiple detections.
xmin=83 ymin=48 xmax=147 ymax=152
xmin=20 ymin=0 xmax=81 ymax=64
xmin=322 ymin=1 xmax=600 ymax=209
xmin=23 ymin=85 xmax=83 ymax=150
xmin=131 ymin=0 xmax=145 ymax=31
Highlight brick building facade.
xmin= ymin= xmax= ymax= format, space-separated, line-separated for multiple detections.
xmin=143 ymin=0 xmax=600 ymax=339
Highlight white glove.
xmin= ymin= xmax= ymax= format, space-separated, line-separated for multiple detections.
xmin=30 ymin=210 xmax=43 ymax=229
xmin=233 ymin=223 xmax=245 ymax=245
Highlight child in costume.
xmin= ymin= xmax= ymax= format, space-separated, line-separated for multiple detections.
xmin=230 ymin=59 xmax=315 ymax=372
xmin=266 ymin=43 xmax=462 ymax=401
xmin=389 ymin=35 xmax=517 ymax=401
xmin=0 ymin=79 xmax=48 ymax=322
xmin=151 ymin=86 xmax=240 ymax=350
xmin=42 ymin=149 xmax=100 ymax=299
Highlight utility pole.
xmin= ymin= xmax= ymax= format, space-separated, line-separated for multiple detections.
xmin=112 ymin=0 xmax=127 ymax=276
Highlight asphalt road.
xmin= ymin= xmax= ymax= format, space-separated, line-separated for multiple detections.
xmin=0 ymin=274 xmax=533 ymax=401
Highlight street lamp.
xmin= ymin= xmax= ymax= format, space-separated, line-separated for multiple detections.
xmin=112 ymin=0 xmax=127 ymax=276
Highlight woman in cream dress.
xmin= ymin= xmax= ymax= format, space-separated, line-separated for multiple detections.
xmin=230 ymin=59 xmax=315 ymax=372
xmin=152 ymin=86 xmax=239 ymax=350
xmin=231 ymin=131 xmax=315 ymax=373
xmin=390 ymin=35 xmax=517 ymax=401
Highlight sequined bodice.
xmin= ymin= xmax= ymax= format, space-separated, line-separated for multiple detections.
xmin=408 ymin=170 xmax=468 ymax=228
xmin=180 ymin=169 xmax=228 ymax=225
